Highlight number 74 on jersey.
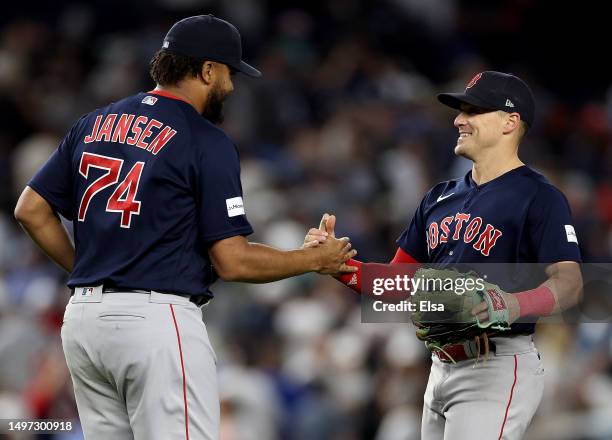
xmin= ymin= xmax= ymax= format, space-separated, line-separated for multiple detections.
xmin=77 ymin=152 xmax=144 ymax=228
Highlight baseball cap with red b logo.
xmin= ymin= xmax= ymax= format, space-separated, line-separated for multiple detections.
xmin=437 ymin=71 xmax=535 ymax=127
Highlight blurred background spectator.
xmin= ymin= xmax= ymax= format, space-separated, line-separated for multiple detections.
xmin=0 ymin=0 xmax=611 ymax=439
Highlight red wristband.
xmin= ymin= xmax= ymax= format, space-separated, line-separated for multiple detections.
xmin=337 ymin=249 xmax=420 ymax=295
xmin=337 ymin=259 xmax=362 ymax=293
xmin=515 ymin=285 xmax=556 ymax=318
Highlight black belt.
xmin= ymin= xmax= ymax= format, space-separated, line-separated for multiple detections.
xmin=72 ymin=286 xmax=210 ymax=307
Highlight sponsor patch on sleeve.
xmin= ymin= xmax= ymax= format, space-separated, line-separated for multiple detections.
xmin=226 ymin=197 xmax=245 ymax=217
xmin=565 ymin=225 xmax=578 ymax=244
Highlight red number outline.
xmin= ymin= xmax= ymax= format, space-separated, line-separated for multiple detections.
xmin=106 ymin=161 xmax=145 ymax=228
xmin=78 ymin=152 xmax=145 ymax=228
xmin=78 ymin=153 xmax=123 ymax=222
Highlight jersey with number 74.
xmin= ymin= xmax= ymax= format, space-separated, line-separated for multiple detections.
xmin=28 ymin=91 xmax=253 ymax=299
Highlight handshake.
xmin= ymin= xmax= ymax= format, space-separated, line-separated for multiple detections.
xmin=302 ymin=213 xmax=358 ymax=276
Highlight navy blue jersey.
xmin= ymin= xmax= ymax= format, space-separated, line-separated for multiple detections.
xmin=397 ymin=166 xmax=581 ymax=332
xmin=29 ymin=91 xmax=253 ymax=298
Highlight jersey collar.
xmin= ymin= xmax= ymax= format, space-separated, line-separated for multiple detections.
xmin=147 ymin=89 xmax=191 ymax=105
xmin=467 ymin=165 xmax=527 ymax=189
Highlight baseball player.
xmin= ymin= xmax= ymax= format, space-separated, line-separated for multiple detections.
xmin=306 ymin=72 xmax=583 ymax=439
xmin=14 ymin=15 xmax=357 ymax=440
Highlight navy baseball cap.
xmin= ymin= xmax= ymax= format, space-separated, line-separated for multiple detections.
xmin=437 ymin=71 xmax=535 ymax=127
xmin=162 ymin=15 xmax=261 ymax=78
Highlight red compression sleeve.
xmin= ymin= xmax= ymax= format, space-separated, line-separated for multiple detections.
xmin=337 ymin=248 xmax=419 ymax=294
xmin=515 ymin=285 xmax=556 ymax=318
xmin=390 ymin=247 xmax=419 ymax=264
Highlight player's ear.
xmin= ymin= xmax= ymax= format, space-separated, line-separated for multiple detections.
xmin=503 ymin=112 xmax=521 ymax=135
xmin=200 ymin=61 xmax=215 ymax=85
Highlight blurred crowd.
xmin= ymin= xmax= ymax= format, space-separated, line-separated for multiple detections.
xmin=1 ymin=1 xmax=611 ymax=439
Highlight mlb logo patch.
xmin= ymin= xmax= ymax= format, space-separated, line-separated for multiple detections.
xmin=71 ymin=285 xmax=102 ymax=303
xmin=142 ymin=96 xmax=158 ymax=106
xmin=81 ymin=287 xmax=95 ymax=297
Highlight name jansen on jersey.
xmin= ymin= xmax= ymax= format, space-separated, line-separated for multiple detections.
xmin=84 ymin=113 xmax=177 ymax=155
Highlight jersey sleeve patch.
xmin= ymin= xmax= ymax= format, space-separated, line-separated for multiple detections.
xmin=564 ymin=225 xmax=578 ymax=244
xmin=226 ymin=196 xmax=245 ymax=217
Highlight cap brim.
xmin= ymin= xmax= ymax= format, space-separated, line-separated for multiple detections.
xmin=437 ymin=92 xmax=495 ymax=111
xmin=233 ymin=60 xmax=262 ymax=78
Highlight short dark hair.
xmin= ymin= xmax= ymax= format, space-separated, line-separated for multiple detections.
xmin=149 ymin=50 xmax=206 ymax=86
xmin=519 ymin=121 xmax=529 ymax=138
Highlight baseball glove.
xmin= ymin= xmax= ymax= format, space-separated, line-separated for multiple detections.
xmin=410 ymin=268 xmax=512 ymax=360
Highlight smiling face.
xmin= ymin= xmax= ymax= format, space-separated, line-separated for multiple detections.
xmin=453 ymin=104 xmax=508 ymax=160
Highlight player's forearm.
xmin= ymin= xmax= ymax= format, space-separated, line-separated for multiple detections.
xmin=515 ymin=261 xmax=582 ymax=317
xmin=210 ymin=234 xmax=355 ymax=283
xmin=541 ymin=262 xmax=583 ymax=313
xmin=216 ymin=242 xmax=319 ymax=283
xmin=15 ymin=187 xmax=74 ymax=272
xmin=16 ymin=214 xmax=74 ymax=272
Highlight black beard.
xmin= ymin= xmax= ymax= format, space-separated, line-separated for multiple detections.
xmin=202 ymin=87 xmax=226 ymax=124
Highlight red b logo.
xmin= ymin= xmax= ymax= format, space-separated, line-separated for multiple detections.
xmin=466 ymin=73 xmax=483 ymax=89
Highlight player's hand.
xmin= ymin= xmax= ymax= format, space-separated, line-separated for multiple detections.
xmin=311 ymin=229 xmax=357 ymax=275
xmin=302 ymin=213 xmax=356 ymax=274
xmin=471 ymin=291 xmax=520 ymax=325
xmin=302 ymin=213 xmax=336 ymax=248
xmin=315 ymin=236 xmax=358 ymax=275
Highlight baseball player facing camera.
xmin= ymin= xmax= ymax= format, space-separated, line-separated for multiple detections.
xmin=15 ymin=15 xmax=357 ymax=440
xmin=306 ymin=71 xmax=583 ymax=439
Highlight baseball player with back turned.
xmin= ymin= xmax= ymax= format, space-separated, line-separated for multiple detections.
xmin=14 ymin=15 xmax=357 ymax=440
xmin=306 ymin=71 xmax=583 ymax=439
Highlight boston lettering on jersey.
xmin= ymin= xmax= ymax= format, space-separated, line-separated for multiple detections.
xmin=426 ymin=213 xmax=502 ymax=256
xmin=397 ymin=166 xmax=582 ymax=266
xmin=397 ymin=166 xmax=582 ymax=335
xmin=83 ymin=113 xmax=177 ymax=155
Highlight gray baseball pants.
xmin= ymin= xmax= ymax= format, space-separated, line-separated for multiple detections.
xmin=61 ymin=287 xmax=219 ymax=440
xmin=421 ymin=335 xmax=545 ymax=439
